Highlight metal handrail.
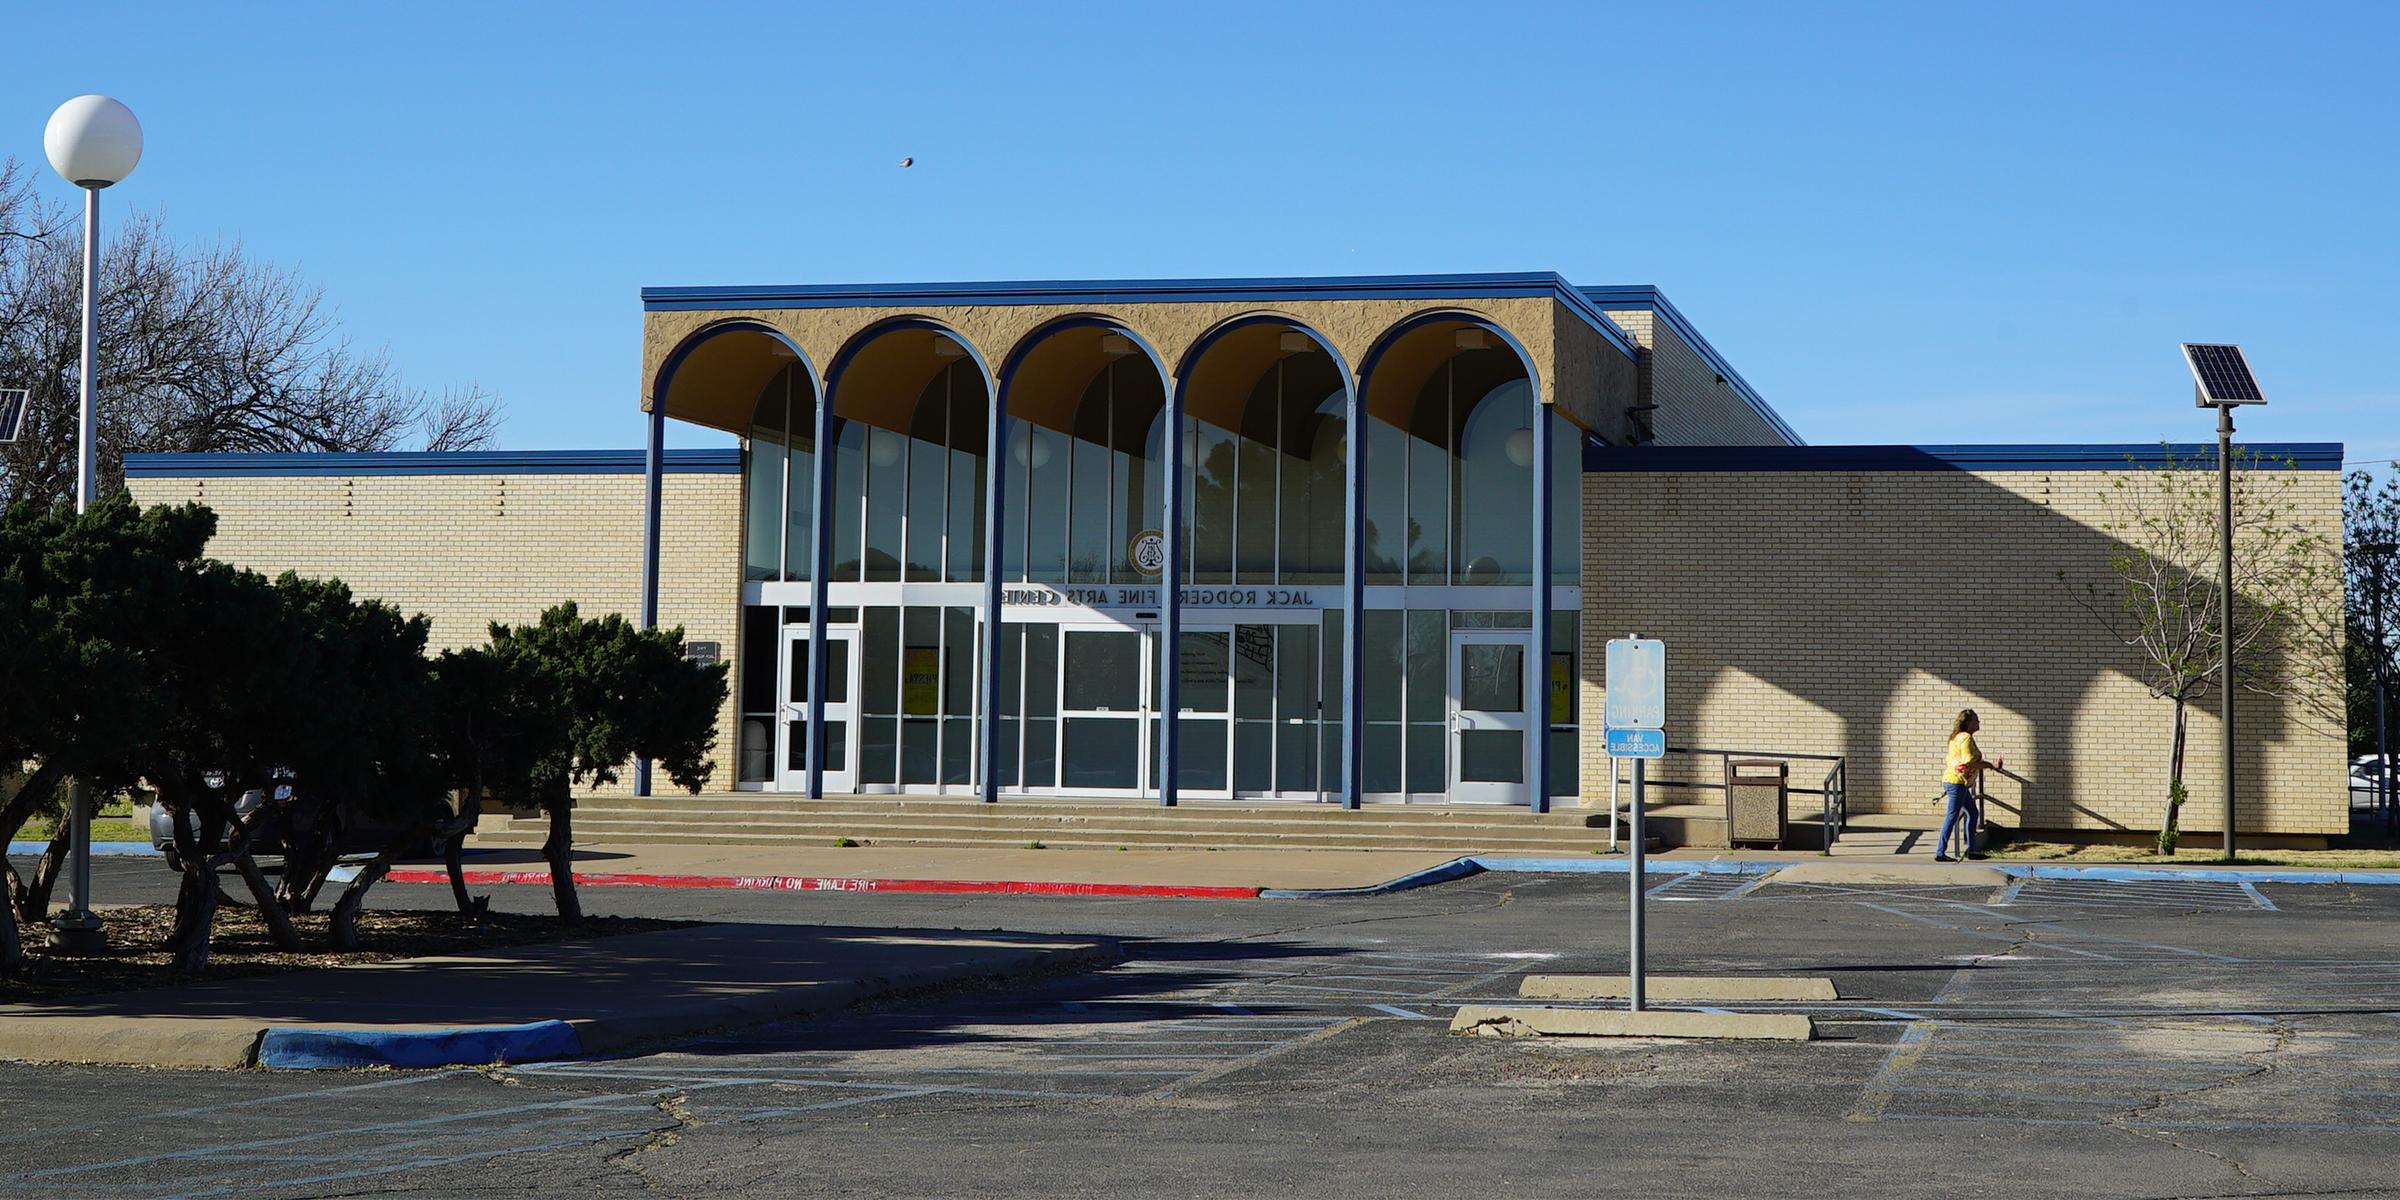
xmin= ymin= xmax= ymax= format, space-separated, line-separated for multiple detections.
xmin=1623 ymin=745 xmax=1849 ymax=851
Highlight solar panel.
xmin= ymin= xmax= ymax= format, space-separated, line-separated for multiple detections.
xmin=2182 ymin=343 xmax=2265 ymax=406
xmin=0 ymin=389 xmax=25 ymax=444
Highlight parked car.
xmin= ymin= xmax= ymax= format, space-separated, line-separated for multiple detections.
xmin=149 ymin=774 xmax=437 ymax=873
xmin=2353 ymin=756 xmax=2392 ymax=805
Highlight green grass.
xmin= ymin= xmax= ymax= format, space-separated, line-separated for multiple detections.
xmin=15 ymin=799 xmax=146 ymax=845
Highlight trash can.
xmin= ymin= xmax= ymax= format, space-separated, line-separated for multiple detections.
xmin=1725 ymin=759 xmax=1790 ymax=849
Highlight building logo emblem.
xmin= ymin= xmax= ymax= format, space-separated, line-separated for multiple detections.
xmin=1129 ymin=529 xmax=1166 ymax=577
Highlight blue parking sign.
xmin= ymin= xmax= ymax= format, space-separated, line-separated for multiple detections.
xmin=1605 ymin=727 xmax=1665 ymax=759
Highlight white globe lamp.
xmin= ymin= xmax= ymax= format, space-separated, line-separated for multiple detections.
xmin=1503 ymin=427 xmax=1536 ymax=468
xmin=45 ymin=95 xmax=143 ymax=188
xmin=43 ymin=93 xmax=143 ymax=956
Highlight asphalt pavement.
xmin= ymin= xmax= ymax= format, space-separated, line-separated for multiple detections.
xmin=6 ymin=857 xmax=2399 ymax=1198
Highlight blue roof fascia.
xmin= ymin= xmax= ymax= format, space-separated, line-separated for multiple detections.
xmin=642 ymin=272 xmax=1640 ymax=361
xmin=1583 ymin=442 xmax=2346 ymax=473
xmin=123 ymin=450 xmax=743 ymax=478
xmin=1577 ymin=285 xmax=1802 ymax=446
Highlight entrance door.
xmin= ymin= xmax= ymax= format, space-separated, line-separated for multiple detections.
xmin=1172 ymin=626 xmax=1234 ymax=798
xmin=1058 ymin=625 xmax=1148 ymax=794
xmin=1449 ymin=630 xmax=1533 ymax=804
xmin=776 ymin=625 xmax=859 ymax=794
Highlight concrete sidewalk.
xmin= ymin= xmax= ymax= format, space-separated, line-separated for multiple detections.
xmin=0 ymin=923 xmax=1117 ymax=1070
xmin=405 ymin=843 xmax=1466 ymax=896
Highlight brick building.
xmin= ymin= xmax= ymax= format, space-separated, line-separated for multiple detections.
xmin=124 ymin=273 xmax=2348 ymax=838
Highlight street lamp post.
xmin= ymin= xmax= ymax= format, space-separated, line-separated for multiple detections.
xmin=42 ymin=94 xmax=142 ymax=954
xmin=2180 ymin=343 xmax=2267 ymax=861
xmin=2216 ymin=400 xmax=2237 ymax=860
xmin=2368 ymin=541 xmax=2396 ymax=838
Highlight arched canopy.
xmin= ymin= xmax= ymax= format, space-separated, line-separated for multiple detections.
xmin=825 ymin=317 xmax=992 ymax=432
xmin=1173 ymin=315 xmax=1353 ymax=586
xmin=998 ymin=315 xmax=1171 ymax=431
xmin=1174 ymin=314 xmax=1353 ymax=432
xmin=1357 ymin=309 xmax=1541 ymax=428
xmin=653 ymin=321 xmax=819 ymax=434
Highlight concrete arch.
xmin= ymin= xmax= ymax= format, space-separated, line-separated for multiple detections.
xmin=1355 ymin=307 xmax=1544 ymax=426
xmin=822 ymin=316 xmax=998 ymax=429
xmin=649 ymin=319 xmax=823 ymax=436
xmin=995 ymin=313 xmax=1175 ymax=431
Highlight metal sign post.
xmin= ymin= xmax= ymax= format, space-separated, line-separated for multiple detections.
xmin=1604 ymin=636 xmax=1665 ymax=1013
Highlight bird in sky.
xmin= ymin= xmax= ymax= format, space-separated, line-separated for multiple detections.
xmin=899 ymin=156 xmax=914 ymax=168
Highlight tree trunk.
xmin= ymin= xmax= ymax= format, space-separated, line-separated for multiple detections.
xmin=0 ymin=897 xmax=20 ymax=978
xmin=1 ymin=764 xmax=68 ymax=920
xmin=21 ymin=827 xmax=70 ymax=925
xmin=2162 ymin=696 xmax=2190 ymax=855
xmin=329 ymin=853 xmax=396 ymax=951
xmin=446 ymin=790 xmax=487 ymax=917
xmin=543 ymin=803 xmax=581 ymax=924
xmin=232 ymin=852 xmax=301 ymax=952
xmin=443 ymin=832 xmax=489 ymax=919
xmin=169 ymin=859 xmax=218 ymax=975
xmin=163 ymin=802 xmax=219 ymax=975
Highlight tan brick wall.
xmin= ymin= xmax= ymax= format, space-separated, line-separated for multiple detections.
xmin=1602 ymin=309 xmax=1790 ymax=447
xmin=126 ymin=470 xmax=743 ymax=797
xmin=1577 ymin=465 xmax=2349 ymax=836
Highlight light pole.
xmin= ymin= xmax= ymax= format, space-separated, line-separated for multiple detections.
xmin=2365 ymin=540 xmax=2396 ymax=838
xmin=2180 ymin=343 xmax=2266 ymax=861
xmin=42 ymin=94 xmax=142 ymax=953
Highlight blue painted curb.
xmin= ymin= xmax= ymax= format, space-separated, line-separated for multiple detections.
xmin=6 ymin=841 xmax=159 ymax=857
xmin=257 ymin=1019 xmax=583 ymax=1070
xmin=1263 ymin=854 xmax=2400 ymax=898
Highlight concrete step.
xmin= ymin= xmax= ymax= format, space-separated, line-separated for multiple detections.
xmin=550 ymin=795 xmax=1605 ymax=826
xmin=510 ymin=807 xmax=1609 ymax=836
xmin=496 ymin=816 xmax=1609 ymax=851
xmin=468 ymin=829 xmax=1613 ymax=854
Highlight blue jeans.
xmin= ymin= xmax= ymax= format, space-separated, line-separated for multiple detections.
xmin=1939 ymin=782 xmax=1979 ymax=857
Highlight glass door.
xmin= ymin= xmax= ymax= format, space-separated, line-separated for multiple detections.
xmin=1058 ymin=625 xmax=1148 ymax=794
xmin=1174 ymin=626 xmax=1233 ymax=798
xmin=1449 ymin=630 xmax=1533 ymax=805
xmin=776 ymin=625 xmax=859 ymax=793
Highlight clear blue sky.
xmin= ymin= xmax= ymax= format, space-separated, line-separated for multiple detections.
xmin=10 ymin=1 xmax=2395 ymax=465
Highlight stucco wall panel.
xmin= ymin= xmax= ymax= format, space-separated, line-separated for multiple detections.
xmin=644 ymin=296 xmax=1596 ymax=432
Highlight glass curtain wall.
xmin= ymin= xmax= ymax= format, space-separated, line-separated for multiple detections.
xmin=1186 ymin=351 xmax=1347 ymax=584
xmin=1356 ymin=344 xmax=1584 ymax=798
xmin=743 ymin=363 xmax=818 ymax=582
xmin=827 ymin=361 xmax=988 ymax=584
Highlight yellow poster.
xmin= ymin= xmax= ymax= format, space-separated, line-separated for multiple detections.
xmin=1549 ymin=653 xmax=1573 ymax=725
xmin=903 ymin=648 xmax=940 ymax=715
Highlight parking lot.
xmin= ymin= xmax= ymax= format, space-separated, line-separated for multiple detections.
xmin=3 ymin=860 xmax=2397 ymax=1198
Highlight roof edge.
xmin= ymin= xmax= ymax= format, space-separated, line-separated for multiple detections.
xmin=122 ymin=450 xmax=742 ymax=478
xmin=1583 ymin=443 xmax=2346 ymax=473
xmin=642 ymin=271 xmax=1640 ymax=360
xmin=1579 ymin=285 xmax=1803 ymax=446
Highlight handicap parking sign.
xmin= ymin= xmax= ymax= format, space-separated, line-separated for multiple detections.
xmin=1603 ymin=637 xmax=1665 ymax=730
xmin=1605 ymin=727 xmax=1665 ymax=760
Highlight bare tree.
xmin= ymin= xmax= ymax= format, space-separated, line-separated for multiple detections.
xmin=0 ymin=158 xmax=500 ymax=508
xmin=2066 ymin=448 xmax=2344 ymax=854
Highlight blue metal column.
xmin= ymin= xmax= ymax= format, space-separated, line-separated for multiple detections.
xmin=805 ymin=375 xmax=836 ymax=799
xmin=1342 ymin=372 xmax=1366 ymax=809
xmin=979 ymin=371 xmax=1008 ymax=803
xmin=1157 ymin=359 xmax=1182 ymax=807
xmin=636 ymin=402 xmax=664 ymax=797
xmin=1530 ymin=406 xmax=1554 ymax=815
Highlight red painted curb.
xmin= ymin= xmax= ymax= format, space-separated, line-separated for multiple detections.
xmin=383 ymin=867 xmax=1260 ymax=899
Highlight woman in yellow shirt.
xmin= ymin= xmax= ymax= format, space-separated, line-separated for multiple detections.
xmin=1937 ymin=709 xmax=2000 ymax=862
